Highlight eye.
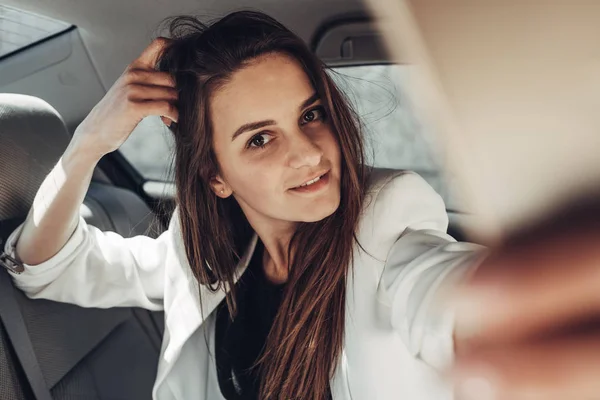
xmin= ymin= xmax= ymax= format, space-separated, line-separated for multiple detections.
xmin=301 ymin=106 xmax=327 ymax=125
xmin=247 ymin=132 xmax=273 ymax=149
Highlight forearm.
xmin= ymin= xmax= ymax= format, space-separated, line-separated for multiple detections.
xmin=15 ymin=137 xmax=102 ymax=265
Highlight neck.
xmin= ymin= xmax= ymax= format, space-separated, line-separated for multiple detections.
xmin=259 ymin=229 xmax=294 ymax=285
xmin=235 ymin=197 xmax=299 ymax=284
xmin=245 ymin=216 xmax=296 ymax=285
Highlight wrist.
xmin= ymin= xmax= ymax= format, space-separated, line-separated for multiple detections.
xmin=62 ymin=136 xmax=104 ymax=172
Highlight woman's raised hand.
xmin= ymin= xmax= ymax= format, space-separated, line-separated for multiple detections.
xmin=73 ymin=37 xmax=178 ymax=159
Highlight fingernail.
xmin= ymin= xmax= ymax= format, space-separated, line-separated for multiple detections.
xmin=453 ymin=363 xmax=500 ymax=400
xmin=455 ymin=375 xmax=497 ymax=400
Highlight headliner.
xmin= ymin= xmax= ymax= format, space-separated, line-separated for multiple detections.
xmin=1 ymin=0 xmax=365 ymax=89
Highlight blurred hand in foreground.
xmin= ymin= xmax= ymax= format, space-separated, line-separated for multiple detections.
xmin=452 ymin=198 xmax=600 ymax=400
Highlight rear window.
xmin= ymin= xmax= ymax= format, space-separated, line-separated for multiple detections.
xmin=331 ymin=65 xmax=459 ymax=209
xmin=0 ymin=5 xmax=71 ymax=59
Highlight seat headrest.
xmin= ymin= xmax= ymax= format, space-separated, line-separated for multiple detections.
xmin=0 ymin=94 xmax=71 ymax=220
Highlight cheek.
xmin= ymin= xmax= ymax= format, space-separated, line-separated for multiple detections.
xmin=320 ymin=128 xmax=341 ymax=165
xmin=224 ymin=154 xmax=284 ymax=204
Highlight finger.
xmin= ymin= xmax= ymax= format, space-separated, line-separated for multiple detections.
xmin=126 ymin=69 xmax=176 ymax=88
xmin=453 ymin=224 xmax=600 ymax=347
xmin=452 ymin=332 xmax=600 ymax=400
xmin=126 ymin=83 xmax=178 ymax=102
xmin=136 ymin=100 xmax=179 ymax=123
xmin=131 ymin=37 xmax=172 ymax=69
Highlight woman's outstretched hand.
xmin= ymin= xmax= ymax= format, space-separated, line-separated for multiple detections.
xmin=72 ymin=37 xmax=178 ymax=160
xmin=452 ymin=200 xmax=600 ymax=400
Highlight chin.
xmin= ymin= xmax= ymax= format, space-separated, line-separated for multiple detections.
xmin=299 ymin=195 xmax=341 ymax=222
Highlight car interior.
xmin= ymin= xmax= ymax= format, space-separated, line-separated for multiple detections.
xmin=0 ymin=1 xmax=473 ymax=398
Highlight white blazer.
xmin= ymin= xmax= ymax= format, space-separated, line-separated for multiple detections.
xmin=5 ymin=169 xmax=485 ymax=400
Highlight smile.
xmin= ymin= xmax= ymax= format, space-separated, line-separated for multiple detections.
xmin=290 ymin=171 xmax=330 ymax=194
xmin=299 ymin=175 xmax=322 ymax=187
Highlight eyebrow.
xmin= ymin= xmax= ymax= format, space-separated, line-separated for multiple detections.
xmin=231 ymin=92 xmax=320 ymax=141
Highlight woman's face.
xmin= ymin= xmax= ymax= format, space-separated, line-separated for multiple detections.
xmin=209 ymin=52 xmax=341 ymax=229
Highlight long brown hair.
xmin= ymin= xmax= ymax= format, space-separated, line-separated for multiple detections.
xmin=156 ymin=11 xmax=367 ymax=399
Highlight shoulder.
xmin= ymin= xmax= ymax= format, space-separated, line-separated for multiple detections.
xmin=356 ymin=168 xmax=449 ymax=260
xmin=163 ymin=206 xmax=188 ymax=268
xmin=366 ymin=168 xmax=448 ymax=230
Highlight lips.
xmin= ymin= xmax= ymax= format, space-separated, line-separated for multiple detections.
xmin=289 ymin=171 xmax=330 ymax=194
xmin=298 ymin=175 xmax=322 ymax=188
xmin=291 ymin=170 xmax=330 ymax=189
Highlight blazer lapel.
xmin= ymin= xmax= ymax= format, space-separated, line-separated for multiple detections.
xmin=163 ymin=231 xmax=258 ymax=362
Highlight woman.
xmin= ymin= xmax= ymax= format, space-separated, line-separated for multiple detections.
xmin=4 ymin=10 xmax=485 ymax=400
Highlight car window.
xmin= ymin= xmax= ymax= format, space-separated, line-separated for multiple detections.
xmin=0 ymin=5 xmax=71 ymax=59
xmin=330 ymin=65 xmax=460 ymax=210
xmin=119 ymin=116 xmax=176 ymax=181
xmin=120 ymin=64 xmax=461 ymax=209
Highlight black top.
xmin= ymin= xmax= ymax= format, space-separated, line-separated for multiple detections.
xmin=215 ymin=241 xmax=333 ymax=399
xmin=215 ymin=240 xmax=286 ymax=399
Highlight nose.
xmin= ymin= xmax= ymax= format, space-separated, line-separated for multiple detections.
xmin=287 ymin=130 xmax=323 ymax=169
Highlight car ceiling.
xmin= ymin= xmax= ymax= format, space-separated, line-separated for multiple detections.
xmin=1 ymin=0 xmax=367 ymax=90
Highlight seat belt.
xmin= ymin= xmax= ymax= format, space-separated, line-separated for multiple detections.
xmin=0 ymin=218 xmax=53 ymax=400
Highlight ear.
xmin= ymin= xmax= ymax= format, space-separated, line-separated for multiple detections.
xmin=209 ymin=175 xmax=232 ymax=198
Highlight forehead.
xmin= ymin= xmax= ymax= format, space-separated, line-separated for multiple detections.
xmin=210 ymin=53 xmax=315 ymax=136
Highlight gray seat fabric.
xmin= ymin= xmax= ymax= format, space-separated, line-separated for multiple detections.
xmin=0 ymin=93 xmax=165 ymax=399
xmin=0 ymin=323 xmax=33 ymax=400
